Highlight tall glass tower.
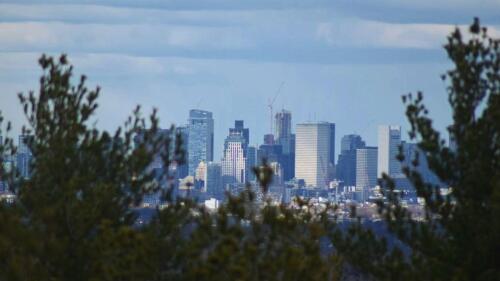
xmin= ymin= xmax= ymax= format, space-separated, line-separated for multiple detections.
xmin=17 ymin=134 xmax=33 ymax=179
xmin=188 ymin=110 xmax=214 ymax=176
xmin=275 ymin=110 xmax=291 ymax=141
xmin=205 ymin=162 xmax=222 ymax=199
xmin=274 ymin=110 xmax=295 ymax=181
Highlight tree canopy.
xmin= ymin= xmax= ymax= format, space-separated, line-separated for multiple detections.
xmin=334 ymin=18 xmax=500 ymax=281
xmin=0 ymin=56 xmax=342 ymax=281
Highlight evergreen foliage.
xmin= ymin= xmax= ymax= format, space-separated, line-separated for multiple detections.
xmin=334 ymin=18 xmax=500 ymax=281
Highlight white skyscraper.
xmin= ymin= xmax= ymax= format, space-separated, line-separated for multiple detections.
xmin=377 ymin=125 xmax=402 ymax=178
xmin=295 ymin=122 xmax=333 ymax=187
xmin=356 ymin=147 xmax=378 ymax=189
xmin=221 ymin=132 xmax=247 ymax=185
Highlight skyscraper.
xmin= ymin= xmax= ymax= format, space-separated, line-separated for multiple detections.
xmin=221 ymin=131 xmax=247 ymax=185
xmin=263 ymin=134 xmax=275 ymax=145
xmin=174 ymin=126 xmax=189 ymax=179
xmin=274 ymin=109 xmax=295 ymax=181
xmin=205 ymin=162 xmax=222 ymax=199
xmin=295 ymin=122 xmax=333 ymax=187
xmin=329 ymin=123 xmax=336 ymax=167
xmin=231 ymin=120 xmax=249 ymax=145
xmin=228 ymin=120 xmax=255 ymax=181
xmin=246 ymin=146 xmax=257 ymax=182
xmin=377 ymin=125 xmax=402 ymax=178
xmin=341 ymin=134 xmax=366 ymax=152
xmin=275 ymin=110 xmax=292 ymax=153
xmin=188 ymin=110 xmax=214 ymax=176
xmin=356 ymin=146 xmax=378 ymax=192
xmin=17 ymin=134 xmax=33 ymax=179
xmin=328 ymin=123 xmax=336 ymax=181
xmin=258 ymin=141 xmax=282 ymax=164
xmin=336 ymin=134 xmax=366 ymax=186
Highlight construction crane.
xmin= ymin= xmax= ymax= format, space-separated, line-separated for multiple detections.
xmin=268 ymin=82 xmax=285 ymax=136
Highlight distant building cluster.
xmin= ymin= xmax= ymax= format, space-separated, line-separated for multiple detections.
xmin=0 ymin=109 xmax=449 ymax=215
xmin=126 ymin=109 xmax=448 ymax=214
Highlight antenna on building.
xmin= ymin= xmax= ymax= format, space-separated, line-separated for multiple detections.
xmin=268 ymin=82 xmax=285 ymax=135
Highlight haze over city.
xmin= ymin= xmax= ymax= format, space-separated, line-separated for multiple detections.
xmin=1 ymin=1 xmax=499 ymax=159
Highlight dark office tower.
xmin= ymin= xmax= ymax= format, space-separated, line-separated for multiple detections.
xmin=173 ymin=126 xmax=189 ymax=179
xmin=205 ymin=162 xmax=222 ymax=199
xmin=274 ymin=110 xmax=295 ymax=181
xmin=336 ymin=134 xmax=366 ymax=186
xmin=17 ymin=134 xmax=33 ymax=179
xmin=275 ymin=110 xmax=292 ymax=153
xmin=275 ymin=110 xmax=291 ymax=139
xmin=263 ymin=134 xmax=274 ymax=145
xmin=246 ymin=146 xmax=257 ymax=182
xmin=289 ymin=134 xmax=296 ymax=179
xmin=341 ymin=134 xmax=366 ymax=153
xmin=329 ymin=123 xmax=336 ymax=167
xmin=257 ymin=143 xmax=283 ymax=165
xmin=188 ymin=110 xmax=214 ymax=176
xmin=326 ymin=123 xmax=336 ymax=182
xmin=231 ymin=120 xmax=249 ymax=146
xmin=280 ymin=154 xmax=294 ymax=182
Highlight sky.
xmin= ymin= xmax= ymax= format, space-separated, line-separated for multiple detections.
xmin=0 ymin=0 xmax=499 ymax=159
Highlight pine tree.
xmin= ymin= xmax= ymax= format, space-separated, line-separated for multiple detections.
xmin=333 ymin=18 xmax=500 ymax=281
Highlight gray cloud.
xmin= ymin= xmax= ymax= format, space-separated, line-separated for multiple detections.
xmin=2 ymin=0 xmax=499 ymax=24
xmin=2 ymin=4 xmax=488 ymax=65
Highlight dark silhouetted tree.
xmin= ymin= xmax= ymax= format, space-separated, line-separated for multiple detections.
xmin=333 ymin=18 xmax=500 ymax=281
xmin=0 ymin=55 xmax=343 ymax=281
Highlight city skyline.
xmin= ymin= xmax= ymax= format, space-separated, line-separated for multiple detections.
xmin=1 ymin=102 xmax=449 ymax=207
xmin=4 ymin=102 xmax=434 ymax=190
